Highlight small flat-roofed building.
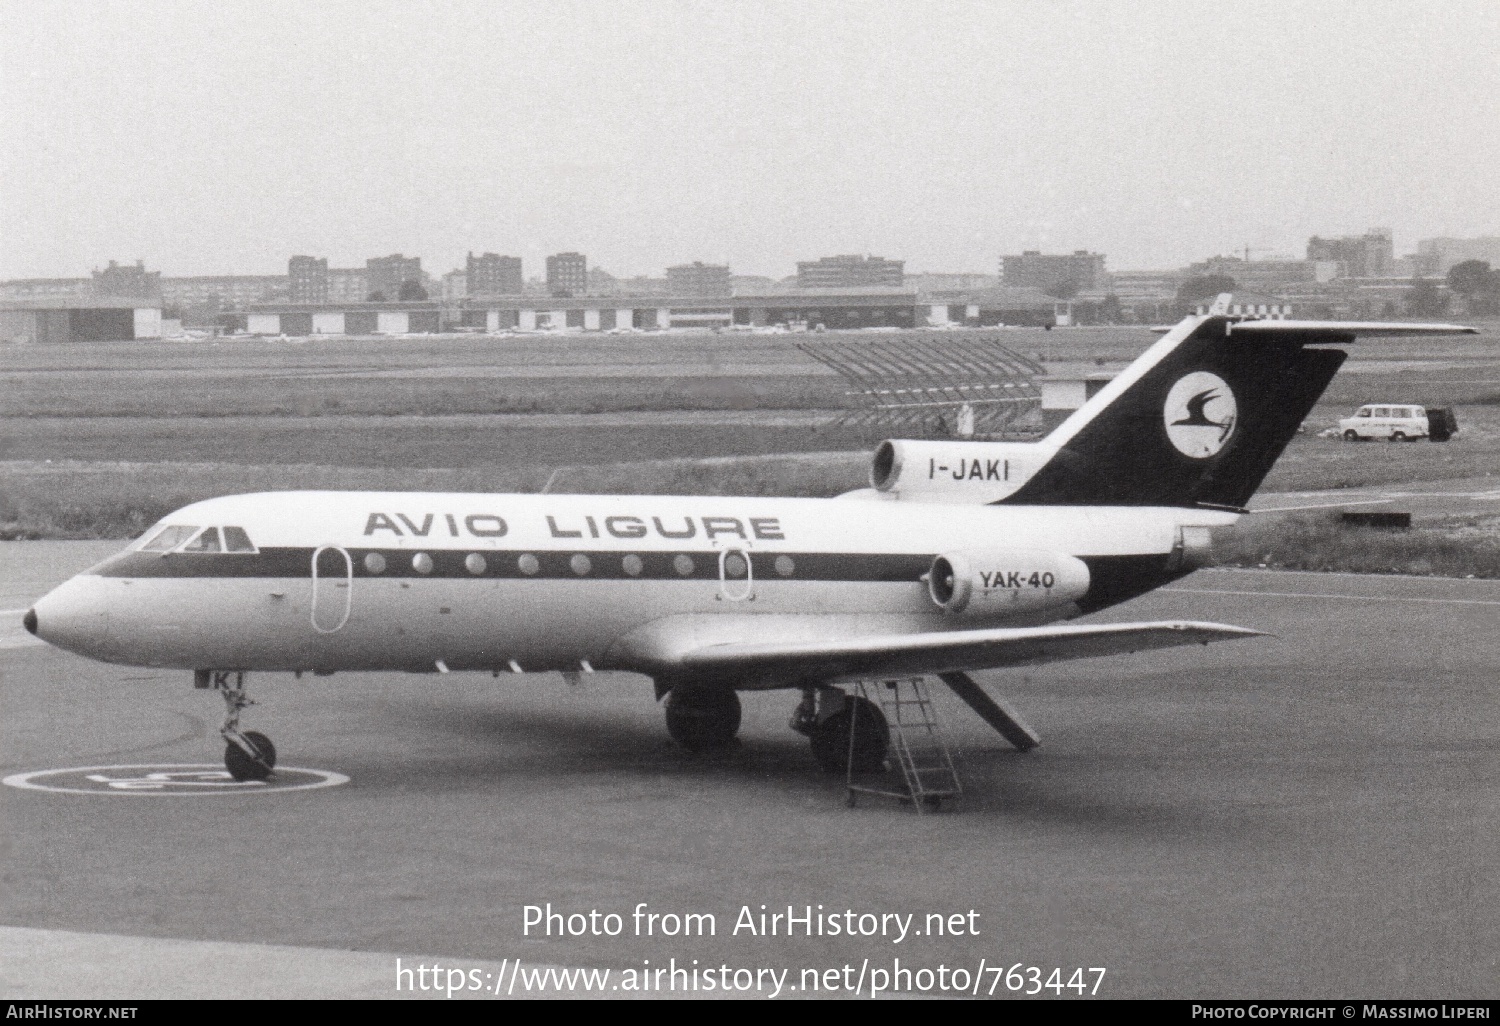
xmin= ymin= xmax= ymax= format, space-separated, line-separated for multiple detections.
xmin=1037 ymin=372 xmax=1116 ymax=432
xmin=965 ymin=286 xmax=1057 ymax=326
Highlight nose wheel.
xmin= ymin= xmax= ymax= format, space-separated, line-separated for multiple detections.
xmin=225 ymin=730 xmax=277 ymax=783
xmin=208 ymin=671 xmax=277 ymax=782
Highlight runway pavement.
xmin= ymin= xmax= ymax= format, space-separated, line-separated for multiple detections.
xmin=1 ymin=542 xmax=1496 ymax=999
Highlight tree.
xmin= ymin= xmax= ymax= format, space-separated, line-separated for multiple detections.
xmin=1175 ymin=274 xmax=1237 ymax=307
xmin=367 ymin=290 xmax=386 ymax=302
xmin=1098 ymin=294 xmax=1123 ymax=323
xmin=1446 ymin=260 xmax=1499 ymax=315
xmin=1446 ymin=259 xmax=1494 ymax=298
xmin=1404 ymin=278 xmax=1450 ymax=318
xmin=1042 ymin=278 xmax=1080 ymax=301
xmin=397 ymin=280 xmax=428 ymax=301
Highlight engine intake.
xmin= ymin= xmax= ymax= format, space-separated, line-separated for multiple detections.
xmin=928 ymin=548 xmax=1090 ymax=616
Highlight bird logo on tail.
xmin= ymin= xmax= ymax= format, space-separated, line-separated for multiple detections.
xmin=1164 ymin=372 xmax=1238 ymax=458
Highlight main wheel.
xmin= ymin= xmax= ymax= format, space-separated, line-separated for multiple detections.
xmin=664 ymin=687 xmax=741 ymax=753
xmin=1390 ymin=431 xmax=1406 ymax=442
xmin=224 ymin=730 xmax=276 ymax=782
xmin=1343 ymin=429 xmax=1360 ymax=441
xmin=810 ymin=696 xmax=889 ymax=775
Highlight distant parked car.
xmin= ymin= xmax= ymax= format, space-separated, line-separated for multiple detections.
xmin=1338 ymin=404 xmax=1429 ymax=442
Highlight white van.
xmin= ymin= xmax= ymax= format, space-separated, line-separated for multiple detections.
xmin=1338 ymin=404 xmax=1428 ymax=442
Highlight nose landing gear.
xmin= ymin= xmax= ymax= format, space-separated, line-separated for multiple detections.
xmin=201 ymin=670 xmax=277 ymax=782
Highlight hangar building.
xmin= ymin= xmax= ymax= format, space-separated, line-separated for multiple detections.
xmin=241 ymin=286 xmax=1065 ymax=336
xmin=0 ymin=297 xmax=162 ymax=344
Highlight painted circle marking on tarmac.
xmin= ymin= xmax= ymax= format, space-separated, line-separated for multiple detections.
xmin=2 ymin=764 xmax=349 ymax=796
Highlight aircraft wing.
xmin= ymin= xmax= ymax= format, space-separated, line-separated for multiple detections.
xmin=642 ymin=620 xmax=1264 ymax=686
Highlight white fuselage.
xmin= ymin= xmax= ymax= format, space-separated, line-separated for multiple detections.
xmin=30 ymin=491 xmax=1234 ymax=683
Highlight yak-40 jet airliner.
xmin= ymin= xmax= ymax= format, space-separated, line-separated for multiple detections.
xmin=24 ymin=299 xmax=1477 ymax=781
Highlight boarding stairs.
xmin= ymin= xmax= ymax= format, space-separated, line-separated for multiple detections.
xmin=846 ymin=677 xmax=961 ymax=814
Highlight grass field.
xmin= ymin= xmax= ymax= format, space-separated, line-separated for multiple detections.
xmin=0 ymin=453 xmax=870 ymax=539
xmin=1261 ymin=405 xmax=1500 ymax=492
xmin=0 ymin=414 xmax=850 ymax=466
xmin=5 ymin=328 xmax=1496 ymax=417
xmin=1215 ymin=511 xmax=1500 ymax=578
xmin=3 ymin=326 xmax=1497 ymax=570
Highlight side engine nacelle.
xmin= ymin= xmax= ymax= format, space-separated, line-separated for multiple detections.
xmin=927 ymin=548 xmax=1090 ymax=616
xmin=871 ymin=439 xmax=1050 ymax=503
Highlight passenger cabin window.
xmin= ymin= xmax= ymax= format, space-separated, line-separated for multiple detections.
xmin=222 ymin=526 xmax=256 ymax=552
xmin=1375 ymin=407 xmax=1391 ymax=417
xmin=181 ymin=527 xmax=222 ymax=552
xmin=141 ymin=525 xmax=198 ymax=551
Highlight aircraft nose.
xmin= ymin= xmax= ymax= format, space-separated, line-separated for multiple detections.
xmin=29 ymin=577 xmax=114 ymax=659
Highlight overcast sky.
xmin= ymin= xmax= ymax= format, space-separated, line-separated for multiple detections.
xmin=2 ymin=0 xmax=1496 ymax=280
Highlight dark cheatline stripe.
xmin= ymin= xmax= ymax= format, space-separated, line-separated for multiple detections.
xmin=91 ymin=547 xmax=936 ymax=584
xmin=1077 ymin=554 xmax=1186 ymax=613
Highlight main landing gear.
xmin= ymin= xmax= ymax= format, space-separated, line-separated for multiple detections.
xmin=790 ymin=687 xmax=890 ymax=775
xmin=662 ymin=685 xmax=894 ymax=773
xmin=199 ymin=670 xmax=277 ymax=782
xmin=664 ymin=686 xmax=742 ymax=754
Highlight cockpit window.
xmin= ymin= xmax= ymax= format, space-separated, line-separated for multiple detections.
xmin=222 ymin=526 xmax=257 ymax=552
xmin=139 ymin=524 xmax=256 ymax=553
xmin=140 ymin=525 xmax=198 ymax=551
xmin=181 ymin=527 xmax=222 ymax=553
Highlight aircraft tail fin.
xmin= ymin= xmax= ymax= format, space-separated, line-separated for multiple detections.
xmin=999 ymin=302 xmax=1476 ymax=509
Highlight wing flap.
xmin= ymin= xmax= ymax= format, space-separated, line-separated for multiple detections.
xmin=669 ymin=620 xmax=1263 ymax=683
